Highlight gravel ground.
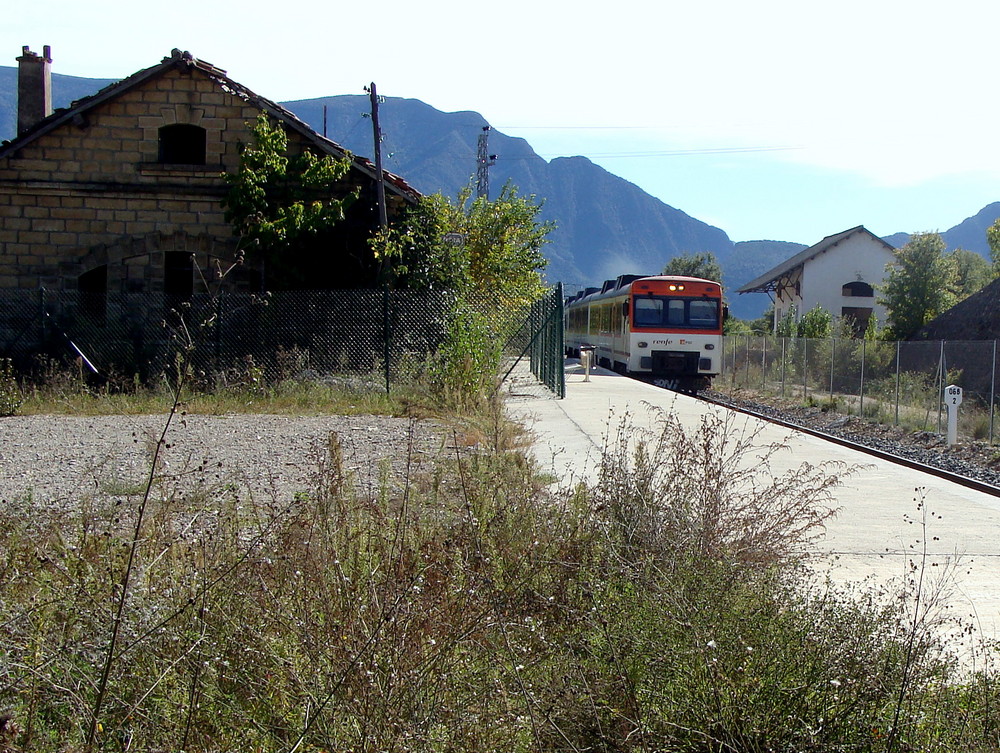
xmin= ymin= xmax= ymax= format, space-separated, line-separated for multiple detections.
xmin=0 ymin=413 xmax=446 ymax=511
xmin=5 ymin=389 xmax=998 ymax=514
xmin=709 ymin=388 xmax=1000 ymax=489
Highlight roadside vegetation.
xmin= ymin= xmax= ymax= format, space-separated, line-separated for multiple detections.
xmin=1 ymin=121 xmax=999 ymax=749
xmin=2 ymin=344 xmax=1000 ymax=751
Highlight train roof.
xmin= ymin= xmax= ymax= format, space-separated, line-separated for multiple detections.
xmin=569 ymin=274 xmax=721 ymax=304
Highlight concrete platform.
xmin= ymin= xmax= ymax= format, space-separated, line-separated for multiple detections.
xmin=506 ymin=361 xmax=1000 ymax=651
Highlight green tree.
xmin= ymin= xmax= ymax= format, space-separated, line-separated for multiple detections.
xmin=987 ymin=218 xmax=1000 ymax=276
xmin=368 ymin=192 xmax=468 ymax=291
xmin=878 ymin=232 xmax=957 ymax=340
xmin=373 ymin=183 xmax=552 ymax=306
xmin=796 ymin=305 xmax=833 ymax=339
xmin=776 ymin=305 xmax=797 ymax=338
xmin=222 ymin=114 xmax=358 ymax=287
xmin=749 ymin=304 xmax=777 ymax=335
xmin=949 ymin=247 xmax=992 ymax=300
xmin=662 ymin=251 xmax=724 ymax=282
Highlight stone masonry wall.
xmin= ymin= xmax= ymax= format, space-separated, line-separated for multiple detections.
xmin=0 ymin=66 xmax=312 ymax=292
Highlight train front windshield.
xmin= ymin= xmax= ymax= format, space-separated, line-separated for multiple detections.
xmin=633 ymin=296 xmax=720 ymax=329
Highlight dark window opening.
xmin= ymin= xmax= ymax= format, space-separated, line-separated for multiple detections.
xmin=842 ymin=306 xmax=874 ymax=335
xmin=78 ymin=265 xmax=107 ymax=324
xmin=164 ymin=252 xmax=194 ymax=297
xmin=158 ymin=124 xmax=207 ymax=165
xmin=842 ymin=281 xmax=874 ymax=297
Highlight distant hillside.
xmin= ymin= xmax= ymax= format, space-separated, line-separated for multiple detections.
xmin=283 ymin=95 xmax=735 ymax=291
xmin=4 ymin=66 xmax=999 ymax=322
xmin=882 ymin=203 xmax=1000 ymax=258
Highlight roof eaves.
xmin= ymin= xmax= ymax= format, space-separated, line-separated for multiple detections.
xmin=736 ymin=225 xmax=892 ymax=294
xmin=201 ymin=69 xmax=421 ymax=204
xmin=0 ymin=55 xmax=178 ymax=158
xmin=0 ymin=50 xmax=422 ymax=205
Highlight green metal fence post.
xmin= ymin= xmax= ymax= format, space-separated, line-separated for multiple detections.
xmin=214 ymin=289 xmax=223 ymax=367
xmin=859 ymin=338 xmax=866 ymax=418
xmin=829 ymin=337 xmax=835 ymax=403
xmin=991 ymin=340 xmax=997 ymax=445
xmin=556 ymin=282 xmax=565 ymax=398
xmin=39 ymin=287 xmax=46 ymax=345
xmin=383 ymin=285 xmax=391 ymax=395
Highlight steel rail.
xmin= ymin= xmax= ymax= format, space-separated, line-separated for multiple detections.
xmin=698 ymin=392 xmax=1000 ymax=499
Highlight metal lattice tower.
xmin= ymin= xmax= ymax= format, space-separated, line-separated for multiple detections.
xmin=476 ymin=126 xmax=497 ymax=200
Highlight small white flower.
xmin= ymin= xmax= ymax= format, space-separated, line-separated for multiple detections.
xmin=707 ymin=640 xmax=717 ymax=649
xmin=830 ymin=679 xmax=841 ymax=687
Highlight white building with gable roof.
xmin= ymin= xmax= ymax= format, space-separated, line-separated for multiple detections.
xmin=737 ymin=226 xmax=897 ymax=332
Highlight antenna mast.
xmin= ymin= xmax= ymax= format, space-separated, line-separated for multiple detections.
xmin=476 ymin=126 xmax=497 ymax=200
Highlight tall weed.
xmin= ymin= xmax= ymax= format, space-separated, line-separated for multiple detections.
xmin=0 ymin=399 xmax=997 ymax=751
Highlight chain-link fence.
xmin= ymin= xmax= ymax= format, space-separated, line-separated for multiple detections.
xmin=722 ymin=335 xmax=1000 ymax=443
xmin=0 ymin=286 xmax=565 ymax=397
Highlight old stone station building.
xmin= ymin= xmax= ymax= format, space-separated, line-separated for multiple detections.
xmin=0 ymin=46 xmax=419 ymax=297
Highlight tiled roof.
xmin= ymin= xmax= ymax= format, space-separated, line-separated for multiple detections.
xmin=0 ymin=49 xmax=421 ymax=202
xmin=737 ymin=226 xmax=895 ymax=294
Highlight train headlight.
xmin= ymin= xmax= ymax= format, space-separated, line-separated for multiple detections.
xmin=704 ymin=344 xmax=715 ymax=350
xmin=637 ymin=341 xmax=648 ymax=348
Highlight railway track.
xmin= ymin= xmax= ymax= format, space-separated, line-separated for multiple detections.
xmin=697 ymin=390 xmax=1000 ymax=499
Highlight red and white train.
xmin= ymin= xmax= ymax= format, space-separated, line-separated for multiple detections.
xmin=565 ymin=274 xmax=725 ymax=392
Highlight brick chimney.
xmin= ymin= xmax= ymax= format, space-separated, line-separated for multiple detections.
xmin=17 ymin=45 xmax=52 ymax=136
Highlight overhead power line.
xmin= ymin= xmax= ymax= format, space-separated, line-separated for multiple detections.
xmin=554 ymin=145 xmax=801 ymax=159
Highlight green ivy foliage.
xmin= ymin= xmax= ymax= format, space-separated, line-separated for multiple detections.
xmin=222 ymin=115 xmax=357 ymax=275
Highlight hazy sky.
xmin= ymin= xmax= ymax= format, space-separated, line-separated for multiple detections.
xmin=6 ymin=0 xmax=998 ymax=244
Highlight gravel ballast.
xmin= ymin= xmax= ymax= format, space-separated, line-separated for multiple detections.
xmin=708 ymin=389 xmax=1000 ymax=490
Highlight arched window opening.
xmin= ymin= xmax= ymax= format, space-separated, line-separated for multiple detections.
xmin=158 ymin=124 xmax=207 ymax=165
xmin=842 ymin=281 xmax=874 ymax=297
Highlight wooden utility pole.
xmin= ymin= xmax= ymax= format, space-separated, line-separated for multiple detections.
xmin=368 ymin=82 xmax=388 ymax=228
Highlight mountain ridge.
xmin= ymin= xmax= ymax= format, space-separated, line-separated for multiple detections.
xmin=2 ymin=67 xmax=998 ymax=319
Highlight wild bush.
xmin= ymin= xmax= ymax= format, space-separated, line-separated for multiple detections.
xmin=424 ymin=302 xmax=502 ymax=408
xmin=0 ymin=400 xmax=997 ymax=751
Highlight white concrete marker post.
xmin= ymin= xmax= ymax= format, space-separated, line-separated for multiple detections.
xmin=944 ymin=384 xmax=963 ymax=446
xmin=580 ymin=346 xmax=594 ymax=382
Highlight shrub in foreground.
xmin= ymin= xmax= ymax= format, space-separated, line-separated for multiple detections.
xmin=0 ymin=403 xmax=997 ymax=751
